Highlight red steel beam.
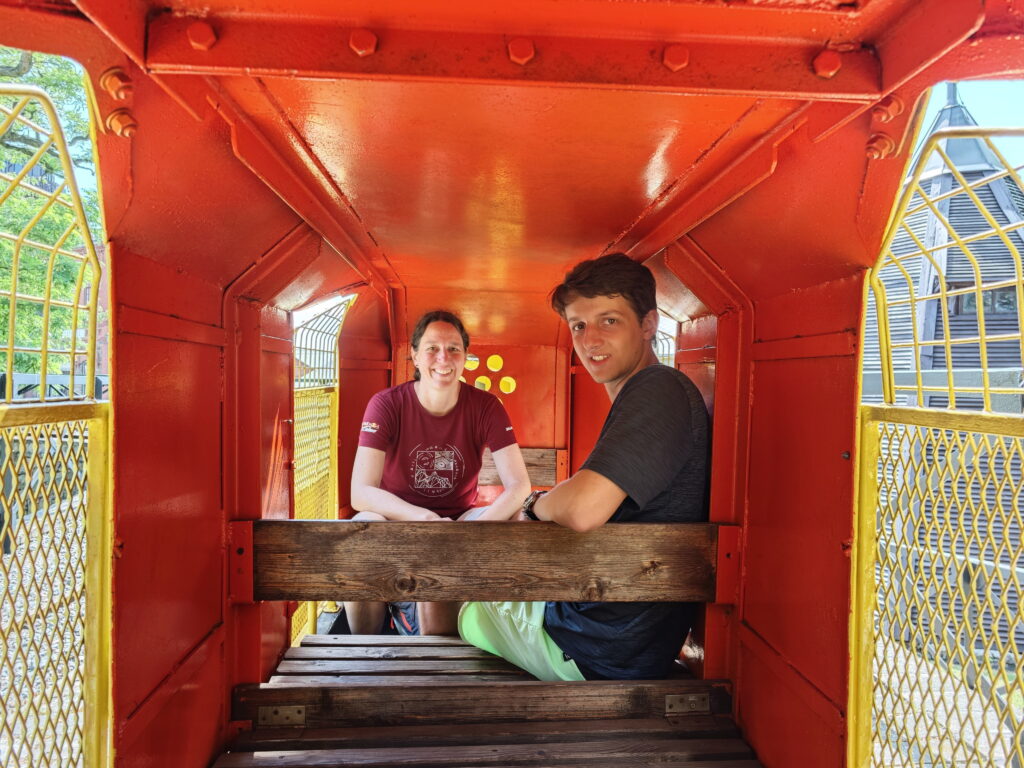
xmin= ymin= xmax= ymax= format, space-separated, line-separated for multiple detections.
xmin=146 ymin=15 xmax=882 ymax=102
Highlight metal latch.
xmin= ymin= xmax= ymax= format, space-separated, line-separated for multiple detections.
xmin=665 ymin=693 xmax=710 ymax=714
xmin=257 ymin=705 xmax=305 ymax=726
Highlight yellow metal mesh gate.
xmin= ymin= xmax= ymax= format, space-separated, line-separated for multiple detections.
xmin=0 ymin=410 xmax=108 ymax=768
xmin=853 ymin=125 xmax=1024 ymax=768
xmin=289 ymin=386 xmax=338 ymax=644
xmin=289 ymin=297 xmax=351 ymax=643
xmin=1 ymin=84 xmax=108 ymax=768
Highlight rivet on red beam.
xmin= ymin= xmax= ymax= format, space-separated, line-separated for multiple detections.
xmin=105 ymin=108 xmax=138 ymax=138
xmin=99 ymin=67 xmax=132 ymax=100
xmin=866 ymin=133 xmax=897 ymax=160
xmin=187 ymin=20 xmax=218 ymax=51
xmin=662 ymin=45 xmax=690 ymax=73
xmin=872 ymin=95 xmax=905 ymax=123
xmin=812 ymin=49 xmax=842 ymax=79
xmin=507 ymin=38 xmax=535 ymax=66
xmin=349 ymin=29 xmax=378 ymax=57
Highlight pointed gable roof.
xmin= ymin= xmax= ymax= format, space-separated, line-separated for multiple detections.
xmin=921 ymin=82 xmax=1003 ymax=174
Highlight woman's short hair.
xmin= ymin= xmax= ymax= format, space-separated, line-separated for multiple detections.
xmin=410 ymin=310 xmax=470 ymax=381
xmin=549 ymin=253 xmax=656 ymax=322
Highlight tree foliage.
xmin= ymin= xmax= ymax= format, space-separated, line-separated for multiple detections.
xmin=1 ymin=46 xmax=102 ymax=378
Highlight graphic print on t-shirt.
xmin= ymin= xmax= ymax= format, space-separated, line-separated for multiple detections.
xmin=409 ymin=444 xmax=464 ymax=497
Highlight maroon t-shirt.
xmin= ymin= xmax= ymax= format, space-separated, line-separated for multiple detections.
xmin=357 ymin=382 xmax=518 ymax=518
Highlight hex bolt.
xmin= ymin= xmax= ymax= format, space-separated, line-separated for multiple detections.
xmin=187 ymin=20 xmax=218 ymax=51
xmin=349 ymin=28 xmax=378 ymax=57
xmin=507 ymin=38 xmax=535 ymax=66
xmin=105 ymin=108 xmax=138 ymax=138
xmin=662 ymin=44 xmax=690 ymax=73
xmin=872 ymin=95 xmax=905 ymax=123
xmin=866 ymin=133 xmax=897 ymax=160
xmin=99 ymin=67 xmax=132 ymax=100
xmin=812 ymin=49 xmax=843 ymax=79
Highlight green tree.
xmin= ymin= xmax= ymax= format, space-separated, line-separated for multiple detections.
xmin=1 ymin=46 xmax=102 ymax=381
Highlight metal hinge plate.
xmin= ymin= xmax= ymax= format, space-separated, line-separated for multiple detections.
xmin=665 ymin=693 xmax=710 ymax=714
xmin=257 ymin=705 xmax=305 ymax=726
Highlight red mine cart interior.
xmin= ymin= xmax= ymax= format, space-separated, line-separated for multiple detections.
xmin=1 ymin=1 xmax=1023 ymax=766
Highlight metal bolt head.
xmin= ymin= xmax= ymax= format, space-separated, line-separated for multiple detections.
xmin=99 ymin=67 xmax=132 ymax=100
xmin=871 ymin=95 xmax=905 ymax=123
xmin=507 ymin=38 xmax=535 ymax=66
xmin=105 ymin=108 xmax=137 ymax=138
xmin=812 ymin=49 xmax=842 ymax=79
xmin=187 ymin=21 xmax=218 ymax=51
xmin=662 ymin=44 xmax=690 ymax=73
xmin=865 ymin=133 xmax=897 ymax=160
xmin=349 ymin=28 xmax=378 ymax=57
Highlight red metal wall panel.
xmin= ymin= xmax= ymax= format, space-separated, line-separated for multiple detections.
xmin=117 ymin=635 xmax=226 ymax=768
xmin=744 ymin=353 xmax=858 ymax=708
xmin=112 ymin=332 xmax=224 ymax=718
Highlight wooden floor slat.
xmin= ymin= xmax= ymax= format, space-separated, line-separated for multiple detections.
xmin=275 ymin=659 xmax=527 ymax=676
xmin=215 ymin=736 xmax=753 ymax=766
xmin=286 ymin=645 xmax=495 ymax=660
xmin=267 ymin=674 xmax=525 ymax=685
xmin=230 ymin=717 xmax=741 ymax=752
xmin=301 ymin=634 xmax=470 ymax=647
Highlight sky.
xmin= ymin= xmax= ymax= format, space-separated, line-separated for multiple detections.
xmin=918 ymin=80 xmax=1024 ymax=167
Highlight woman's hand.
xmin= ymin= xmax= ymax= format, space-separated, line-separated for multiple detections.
xmin=401 ymin=508 xmax=452 ymax=522
xmin=457 ymin=506 xmax=490 ymax=521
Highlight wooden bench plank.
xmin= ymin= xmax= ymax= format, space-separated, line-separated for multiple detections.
xmin=234 ymin=679 xmax=732 ymax=727
xmin=479 ymin=447 xmax=557 ymax=487
xmin=300 ymin=635 xmax=470 ymax=647
xmin=214 ymin=737 xmax=753 ymax=766
xmin=286 ymin=646 xmax=495 ymax=661
xmin=275 ymin=659 xmax=528 ymax=676
xmin=230 ymin=717 xmax=741 ymax=752
xmin=254 ymin=521 xmax=717 ymax=602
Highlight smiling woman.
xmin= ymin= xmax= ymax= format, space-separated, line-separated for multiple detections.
xmin=343 ymin=309 xmax=531 ymax=636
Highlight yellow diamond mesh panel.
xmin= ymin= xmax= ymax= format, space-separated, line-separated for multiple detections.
xmin=290 ymin=388 xmax=337 ymax=644
xmin=0 ymin=420 xmax=89 ymax=767
xmin=293 ymin=388 xmax=333 ymax=514
xmin=873 ymin=419 xmax=1023 ymax=767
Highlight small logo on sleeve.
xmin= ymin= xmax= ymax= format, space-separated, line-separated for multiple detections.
xmin=361 ymin=421 xmax=380 ymax=433
xmin=505 ymin=426 xmax=514 ymax=431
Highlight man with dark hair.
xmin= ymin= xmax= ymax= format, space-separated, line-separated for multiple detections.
xmin=458 ymin=253 xmax=710 ymax=680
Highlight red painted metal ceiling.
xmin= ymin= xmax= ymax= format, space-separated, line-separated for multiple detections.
xmin=63 ymin=0 xmax=1024 ymax=341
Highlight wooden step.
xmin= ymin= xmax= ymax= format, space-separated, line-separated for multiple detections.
xmin=220 ymin=636 xmax=759 ymax=767
xmin=229 ymin=717 xmax=741 ymax=752
xmin=234 ymin=678 xmax=733 ymax=727
xmin=214 ymin=737 xmax=756 ymax=766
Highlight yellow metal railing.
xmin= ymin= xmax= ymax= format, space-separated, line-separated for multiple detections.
xmin=853 ymin=126 xmax=1024 ymax=768
xmin=289 ymin=297 xmax=352 ymax=644
xmin=1 ymin=85 xmax=102 ymax=404
xmin=0 ymin=402 xmax=110 ymax=768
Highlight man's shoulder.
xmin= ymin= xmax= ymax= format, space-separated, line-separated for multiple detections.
xmin=622 ymin=364 xmax=698 ymax=401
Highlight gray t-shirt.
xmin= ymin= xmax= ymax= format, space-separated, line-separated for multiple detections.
xmin=543 ymin=364 xmax=710 ymax=679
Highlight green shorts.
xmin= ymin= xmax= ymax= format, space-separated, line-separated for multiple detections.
xmin=458 ymin=601 xmax=585 ymax=682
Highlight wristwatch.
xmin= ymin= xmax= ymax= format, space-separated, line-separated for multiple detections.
xmin=522 ymin=490 xmax=546 ymax=521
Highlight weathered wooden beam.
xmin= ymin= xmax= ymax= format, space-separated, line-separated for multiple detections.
xmin=479 ymin=447 xmax=557 ymax=486
xmin=253 ymin=521 xmax=717 ymax=603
